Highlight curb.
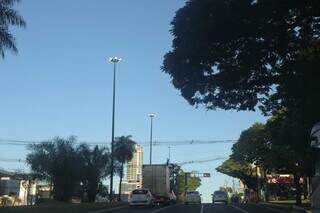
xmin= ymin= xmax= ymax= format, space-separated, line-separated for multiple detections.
xmin=259 ymin=202 xmax=308 ymax=213
xmin=88 ymin=205 xmax=127 ymax=213
xmin=292 ymin=205 xmax=308 ymax=212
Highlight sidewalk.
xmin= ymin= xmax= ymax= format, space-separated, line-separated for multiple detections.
xmin=259 ymin=202 xmax=309 ymax=213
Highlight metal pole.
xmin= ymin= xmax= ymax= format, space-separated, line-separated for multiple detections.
xmin=185 ymin=172 xmax=188 ymax=197
xmin=149 ymin=115 xmax=153 ymax=165
xmin=109 ymin=61 xmax=116 ymax=200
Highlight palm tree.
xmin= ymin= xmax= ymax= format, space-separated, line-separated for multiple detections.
xmin=0 ymin=0 xmax=26 ymax=58
xmin=114 ymin=135 xmax=136 ymax=201
xmin=77 ymin=144 xmax=111 ymax=202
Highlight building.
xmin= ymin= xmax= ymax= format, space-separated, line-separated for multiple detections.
xmin=0 ymin=169 xmax=37 ymax=206
xmin=127 ymin=144 xmax=143 ymax=184
xmin=122 ymin=144 xmax=143 ymax=195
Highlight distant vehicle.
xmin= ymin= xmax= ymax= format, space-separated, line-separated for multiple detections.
xmin=94 ymin=195 xmax=109 ymax=203
xmin=212 ymin=191 xmax=228 ymax=204
xmin=185 ymin=191 xmax=201 ymax=204
xmin=129 ymin=189 xmax=154 ymax=207
xmin=142 ymin=165 xmax=172 ymax=205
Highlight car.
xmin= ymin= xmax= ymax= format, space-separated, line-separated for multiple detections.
xmin=212 ymin=191 xmax=228 ymax=204
xmin=185 ymin=191 xmax=201 ymax=204
xmin=129 ymin=189 xmax=154 ymax=207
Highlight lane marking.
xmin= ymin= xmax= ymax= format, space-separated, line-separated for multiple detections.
xmin=200 ymin=204 xmax=204 ymax=213
xmin=88 ymin=205 xmax=127 ymax=213
xmin=151 ymin=204 xmax=182 ymax=213
xmin=230 ymin=205 xmax=250 ymax=213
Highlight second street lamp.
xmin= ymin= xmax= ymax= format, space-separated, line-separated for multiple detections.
xmin=148 ymin=113 xmax=155 ymax=165
xmin=109 ymin=56 xmax=121 ymax=201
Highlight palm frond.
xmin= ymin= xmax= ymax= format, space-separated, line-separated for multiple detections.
xmin=0 ymin=0 xmax=20 ymax=7
xmin=0 ymin=8 xmax=26 ymax=27
xmin=0 ymin=0 xmax=25 ymax=58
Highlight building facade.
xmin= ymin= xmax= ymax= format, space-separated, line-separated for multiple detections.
xmin=122 ymin=144 xmax=143 ymax=195
xmin=127 ymin=144 xmax=143 ymax=184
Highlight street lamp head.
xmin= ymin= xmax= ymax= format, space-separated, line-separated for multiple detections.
xmin=148 ymin=113 xmax=156 ymax=118
xmin=109 ymin=57 xmax=122 ymax=63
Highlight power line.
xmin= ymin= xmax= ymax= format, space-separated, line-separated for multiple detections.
xmin=0 ymin=156 xmax=228 ymax=165
xmin=177 ymin=157 xmax=227 ymax=166
xmin=0 ymin=138 xmax=237 ymax=147
xmin=0 ymin=158 xmax=25 ymax=163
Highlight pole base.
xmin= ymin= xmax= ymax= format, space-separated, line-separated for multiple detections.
xmin=312 ymin=176 xmax=320 ymax=212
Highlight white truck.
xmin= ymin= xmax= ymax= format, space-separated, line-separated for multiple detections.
xmin=142 ymin=164 xmax=174 ymax=205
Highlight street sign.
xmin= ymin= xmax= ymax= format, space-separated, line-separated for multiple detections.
xmin=203 ymin=173 xmax=211 ymax=178
xmin=311 ymin=122 xmax=320 ymax=148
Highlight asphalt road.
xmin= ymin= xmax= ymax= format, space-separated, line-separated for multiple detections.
xmin=90 ymin=203 xmax=307 ymax=213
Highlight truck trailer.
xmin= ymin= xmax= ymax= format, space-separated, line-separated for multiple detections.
xmin=142 ymin=164 xmax=174 ymax=205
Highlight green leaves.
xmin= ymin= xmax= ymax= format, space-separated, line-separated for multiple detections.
xmin=163 ymin=0 xmax=320 ymax=116
xmin=113 ymin=135 xmax=136 ymax=166
xmin=216 ymin=159 xmax=258 ymax=190
xmin=26 ymin=137 xmax=111 ymax=202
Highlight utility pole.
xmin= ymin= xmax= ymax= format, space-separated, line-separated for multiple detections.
xmin=184 ymin=172 xmax=189 ymax=197
xmin=232 ymin=178 xmax=235 ymax=194
xmin=108 ymin=56 xmax=121 ymax=201
xmin=148 ymin=114 xmax=155 ymax=165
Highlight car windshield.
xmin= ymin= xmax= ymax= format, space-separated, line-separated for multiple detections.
xmin=187 ymin=191 xmax=199 ymax=195
xmin=214 ymin=191 xmax=226 ymax=195
xmin=132 ymin=190 xmax=148 ymax=195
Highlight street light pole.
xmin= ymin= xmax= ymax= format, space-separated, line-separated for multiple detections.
xmin=148 ymin=114 xmax=155 ymax=165
xmin=109 ymin=56 xmax=121 ymax=200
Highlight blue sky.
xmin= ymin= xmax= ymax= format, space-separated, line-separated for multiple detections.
xmin=0 ymin=0 xmax=267 ymax=202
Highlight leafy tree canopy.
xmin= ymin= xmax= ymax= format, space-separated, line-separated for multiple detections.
xmin=26 ymin=136 xmax=81 ymax=201
xmin=27 ymin=137 xmax=111 ymax=202
xmin=177 ymin=170 xmax=201 ymax=197
xmin=77 ymin=144 xmax=110 ymax=202
xmin=163 ymin=0 xmax=320 ymax=124
xmin=231 ymin=123 xmax=269 ymax=166
xmin=216 ymin=158 xmax=257 ymax=190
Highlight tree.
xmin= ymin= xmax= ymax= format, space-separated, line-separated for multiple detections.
xmin=177 ymin=171 xmax=201 ymax=199
xmin=163 ymin=0 xmax=320 ymax=118
xmin=113 ymin=135 xmax=136 ymax=201
xmin=228 ymin=113 xmax=312 ymax=205
xmin=77 ymin=144 xmax=110 ymax=202
xmin=169 ymin=164 xmax=181 ymax=200
xmin=265 ymin=109 xmax=313 ymax=205
xmin=0 ymin=0 xmax=26 ymax=58
xmin=216 ymin=159 xmax=258 ymax=190
xmin=219 ymin=186 xmax=233 ymax=194
xmin=231 ymin=123 xmax=270 ymax=168
xmin=26 ymin=137 xmax=81 ymax=201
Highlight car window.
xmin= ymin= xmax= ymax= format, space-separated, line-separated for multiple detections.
xmin=132 ymin=189 xmax=148 ymax=194
xmin=187 ymin=191 xmax=199 ymax=195
xmin=214 ymin=191 xmax=226 ymax=195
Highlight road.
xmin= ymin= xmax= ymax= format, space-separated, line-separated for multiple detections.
xmin=90 ymin=203 xmax=307 ymax=213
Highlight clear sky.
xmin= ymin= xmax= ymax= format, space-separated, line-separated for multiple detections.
xmin=0 ymin=0 xmax=267 ymax=202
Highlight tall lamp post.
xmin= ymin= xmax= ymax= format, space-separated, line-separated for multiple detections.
xmin=148 ymin=113 xmax=155 ymax=165
xmin=109 ymin=56 xmax=121 ymax=200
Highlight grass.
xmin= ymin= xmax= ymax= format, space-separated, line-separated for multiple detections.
xmin=0 ymin=201 xmax=126 ymax=213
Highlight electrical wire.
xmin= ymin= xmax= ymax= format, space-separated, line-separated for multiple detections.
xmin=0 ymin=138 xmax=236 ymax=147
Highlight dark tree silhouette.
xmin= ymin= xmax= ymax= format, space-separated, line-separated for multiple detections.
xmin=0 ymin=0 xmax=26 ymax=58
xmin=26 ymin=137 xmax=81 ymax=202
xmin=163 ymin=0 xmax=320 ymax=124
xmin=114 ymin=135 xmax=136 ymax=201
xmin=77 ymin=144 xmax=110 ymax=202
